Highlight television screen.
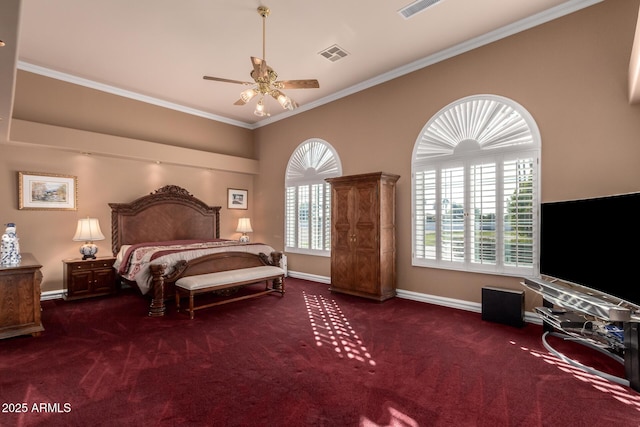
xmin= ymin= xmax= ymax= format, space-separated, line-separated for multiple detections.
xmin=540 ymin=192 xmax=640 ymax=307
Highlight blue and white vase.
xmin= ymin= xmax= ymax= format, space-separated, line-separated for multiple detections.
xmin=1 ymin=223 xmax=21 ymax=266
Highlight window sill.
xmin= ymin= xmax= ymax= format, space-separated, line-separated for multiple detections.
xmin=285 ymin=247 xmax=331 ymax=258
xmin=412 ymin=258 xmax=536 ymax=278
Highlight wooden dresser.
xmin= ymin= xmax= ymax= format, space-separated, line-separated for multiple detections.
xmin=0 ymin=253 xmax=44 ymax=339
xmin=326 ymin=172 xmax=399 ymax=301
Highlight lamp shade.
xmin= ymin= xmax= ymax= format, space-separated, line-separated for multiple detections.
xmin=240 ymin=88 xmax=258 ymax=103
xmin=254 ymin=98 xmax=268 ymax=117
xmin=236 ymin=218 xmax=253 ymax=233
xmin=277 ymin=93 xmax=294 ymax=110
xmin=73 ymin=218 xmax=105 ymax=242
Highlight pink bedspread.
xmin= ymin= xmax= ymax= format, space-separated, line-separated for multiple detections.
xmin=113 ymin=239 xmax=277 ymax=294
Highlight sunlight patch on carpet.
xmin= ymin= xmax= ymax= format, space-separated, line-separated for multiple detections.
xmin=510 ymin=340 xmax=640 ymax=412
xmin=360 ymin=405 xmax=419 ymax=427
xmin=303 ymin=291 xmax=376 ymax=366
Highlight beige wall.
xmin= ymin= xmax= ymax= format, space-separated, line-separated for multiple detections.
xmin=3 ymin=1 xmax=640 ymax=311
xmin=0 ymin=141 xmax=256 ymax=292
xmin=13 ymin=72 xmax=255 ymax=158
xmin=255 ymin=0 xmax=640 ymax=310
xmin=2 ymin=75 xmax=257 ymax=292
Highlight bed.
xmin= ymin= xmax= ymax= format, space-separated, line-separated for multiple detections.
xmin=109 ymin=185 xmax=283 ymax=316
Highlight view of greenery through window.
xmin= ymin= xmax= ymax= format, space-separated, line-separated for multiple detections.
xmin=418 ymin=158 xmax=535 ymax=270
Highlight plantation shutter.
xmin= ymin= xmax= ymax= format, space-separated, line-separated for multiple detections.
xmin=411 ymin=95 xmax=540 ymax=276
xmin=470 ymin=161 xmax=497 ymax=266
xmin=285 ymin=139 xmax=342 ymax=255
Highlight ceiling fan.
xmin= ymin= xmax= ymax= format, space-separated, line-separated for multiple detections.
xmin=203 ymin=6 xmax=319 ymax=117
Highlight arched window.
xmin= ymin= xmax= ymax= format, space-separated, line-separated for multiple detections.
xmin=412 ymin=95 xmax=541 ymax=276
xmin=285 ymin=139 xmax=342 ymax=256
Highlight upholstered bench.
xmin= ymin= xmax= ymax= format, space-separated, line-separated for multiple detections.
xmin=175 ymin=265 xmax=285 ymax=319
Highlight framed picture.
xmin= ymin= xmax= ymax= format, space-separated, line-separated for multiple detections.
xmin=18 ymin=172 xmax=78 ymax=210
xmin=227 ymin=188 xmax=248 ymax=210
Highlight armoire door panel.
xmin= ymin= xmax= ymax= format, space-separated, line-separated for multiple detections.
xmin=354 ymin=250 xmax=379 ymax=293
xmin=354 ymin=183 xmax=378 ymax=251
xmin=354 ymin=185 xmax=376 ymax=224
xmin=333 ymin=225 xmax=352 ymax=250
xmin=331 ymin=250 xmax=353 ymax=287
xmin=333 ymin=186 xmax=353 ymax=226
xmin=355 ymin=227 xmax=376 ymax=250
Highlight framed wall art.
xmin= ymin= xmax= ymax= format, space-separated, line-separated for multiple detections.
xmin=227 ymin=188 xmax=248 ymax=210
xmin=18 ymin=172 xmax=78 ymax=210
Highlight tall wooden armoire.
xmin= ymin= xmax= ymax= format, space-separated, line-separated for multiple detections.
xmin=326 ymin=172 xmax=399 ymax=301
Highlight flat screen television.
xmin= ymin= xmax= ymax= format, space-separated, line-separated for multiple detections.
xmin=540 ymin=192 xmax=640 ymax=307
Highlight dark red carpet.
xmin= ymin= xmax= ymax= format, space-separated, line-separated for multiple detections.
xmin=1 ymin=278 xmax=639 ymax=426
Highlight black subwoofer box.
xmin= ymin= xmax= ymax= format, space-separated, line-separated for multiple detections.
xmin=481 ymin=286 xmax=524 ymax=327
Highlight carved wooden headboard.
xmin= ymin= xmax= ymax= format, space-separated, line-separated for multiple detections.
xmin=109 ymin=185 xmax=221 ymax=256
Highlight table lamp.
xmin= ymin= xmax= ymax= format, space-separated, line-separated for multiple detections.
xmin=236 ymin=218 xmax=253 ymax=243
xmin=73 ymin=217 xmax=105 ymax=260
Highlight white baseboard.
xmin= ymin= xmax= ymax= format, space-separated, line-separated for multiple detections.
xmin=289 ymin=271 xmax=541 ymax=325
xmin=41 ymin=290 xmax=65 ymax=301
xmin=396 ymin=288 xmax=542 ymax=325
xmin=287 ymin=270 xmax=331 ymax=284
xmin=40 ymin=273 xmax=542 ymax=325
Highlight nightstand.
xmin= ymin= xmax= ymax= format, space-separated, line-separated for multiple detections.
xmin=63 ymin=256 xmax=117 ymax=300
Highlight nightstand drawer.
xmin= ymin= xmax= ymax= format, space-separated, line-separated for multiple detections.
xmin=71 ymin=260 xmax=113 ymax=270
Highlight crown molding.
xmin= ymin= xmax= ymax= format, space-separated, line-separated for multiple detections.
xmin=17 ymin=0 xmax=601 ymax=130
xmin=16 ymin=61 xmax=254 ymax=130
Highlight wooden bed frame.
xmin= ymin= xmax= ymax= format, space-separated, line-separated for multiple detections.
xmin=109 ymin=185 xmax=221 ymax=254
xmin=109 ymin=185 xmax=281 ymax=317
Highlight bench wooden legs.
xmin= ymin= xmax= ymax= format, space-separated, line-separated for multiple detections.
xmin=175 ymin=289 xmax=198 ymax=320
xmin=188 ymin=294 xmax=195 ymax=320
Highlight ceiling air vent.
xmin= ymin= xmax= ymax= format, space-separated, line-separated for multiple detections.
xmin=319 ymin=45 xmax=349 ymax=62
xmin=398 ymin=0 xmax=442 ymax=19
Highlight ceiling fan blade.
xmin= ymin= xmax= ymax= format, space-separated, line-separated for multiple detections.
xmin=251 ymin=57 xmax=268 ymax=80
xmin=234 ymin=98 xmax=247 ymax=106
xmin=203 ymin=76 xmax=253 ymax=85
xmin=276 ymin=79 xmax=320 ymax=89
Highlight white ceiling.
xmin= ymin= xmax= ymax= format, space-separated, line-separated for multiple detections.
xmin=5 ymin=0 xmax=604 ymax=131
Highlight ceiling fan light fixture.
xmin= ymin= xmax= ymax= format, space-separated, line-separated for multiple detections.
xmin=254 ymin=97 xmax=269 ymax=117
xmin=277 ymin=93 xmax=294 ymax=110
xmin=240 ymin=88 xmax=258 ymax=103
